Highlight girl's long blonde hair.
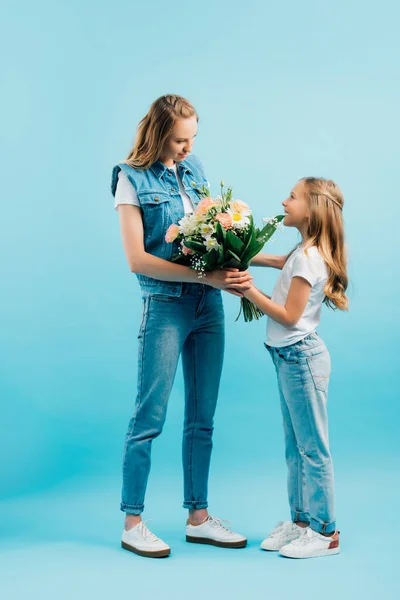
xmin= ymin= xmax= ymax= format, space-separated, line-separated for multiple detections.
xmin=125 ymin=95 xmax=198 ymax=170
xmin=301 ymin=177 xmax=348 ymax=311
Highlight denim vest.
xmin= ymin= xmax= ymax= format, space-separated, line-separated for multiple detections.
xmin=111 ymin=154 xmax=209 ymax=297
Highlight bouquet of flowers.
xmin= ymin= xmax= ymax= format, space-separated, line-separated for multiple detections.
xmin=165 ymin=182 xmax=284 ymax=321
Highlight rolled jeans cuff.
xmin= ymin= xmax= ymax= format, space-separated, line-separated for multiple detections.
xmin=291 ymin=510 xmax=310 ymax=523
xmin=310 ymin=518 xmax=336 ymax=534
xmin=120 ymin=502 xmax=144 ymax=515
xmin=183 ymin=501 xmax=208 ymax=510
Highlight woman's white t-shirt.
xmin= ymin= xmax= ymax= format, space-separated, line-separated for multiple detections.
xmin=266 ymin=246 xmax=329 ymax=348
xmin=114 ymin=164 xmax=194 ymax=214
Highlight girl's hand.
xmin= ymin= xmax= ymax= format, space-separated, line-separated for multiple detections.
xmin=206 ymin=268 xmax=253 ymax=292
xmin=228 ymin=279 xmax=255 ymax=296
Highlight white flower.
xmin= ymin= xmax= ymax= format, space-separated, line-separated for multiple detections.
xmin=179 ymin=214 xmax=201 ymax=236
xmin=205 ymin=238 xmax=219 ymax=250
xmin=199 ymin=223 xmax=215 ymax=240
xmin=227 ymin=210 xmax=250 ymax=229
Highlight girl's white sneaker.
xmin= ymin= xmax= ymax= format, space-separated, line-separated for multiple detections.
xmin=186 ymin=516 xmax=247 ymax=548
xmin=279 ymin=527 xmax=340 ymax=559
xmin=121 ymin=521 xmax=171 ymax=558
xmin=260 ymin=520 xmax=303 ymax=551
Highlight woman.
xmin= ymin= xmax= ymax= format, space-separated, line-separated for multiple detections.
xmin=111 ymin=95 xmax=249 ymax=558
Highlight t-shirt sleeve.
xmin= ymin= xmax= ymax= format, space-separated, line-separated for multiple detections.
xmin=291 ymin=251 xmax=321 ymax=287
xmin=114 ymin=170 xmax=140 ymax=210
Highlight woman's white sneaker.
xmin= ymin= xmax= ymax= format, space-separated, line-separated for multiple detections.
xmin=186 ymin=516 xmax=247 ymax=548
xmin=279 ymin=528 xmax=340 ymax=559
xmin=121 ymin=521 xmax=171 ymax=558
xmin=260 ymin=520 xmax=304 ymax=551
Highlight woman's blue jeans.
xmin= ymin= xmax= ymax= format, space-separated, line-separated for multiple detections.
xmin=121 ymin=284 xmax=225 ymax=515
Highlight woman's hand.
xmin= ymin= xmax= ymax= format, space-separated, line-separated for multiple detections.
xmin=206 ymin=268 xmax=253 ymax=293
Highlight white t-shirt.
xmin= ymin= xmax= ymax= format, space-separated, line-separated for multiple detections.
xmin=114 ymin=164 xmax=194 ymax=214
xmin=266 ymin=246 xmax=329 ymax=348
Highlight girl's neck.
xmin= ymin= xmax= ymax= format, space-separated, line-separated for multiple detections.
xmin=297 ymin=223 xmax=309 ymax=243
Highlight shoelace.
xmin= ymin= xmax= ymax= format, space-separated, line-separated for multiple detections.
xmin=137 ymin=520 xmax=160 ymax=543
xmin=291 ymin=527 xmax=313 ymax=546
xmin=208 ymin=516 xmax=235 ymax=536
xmin=269 ymin=521 xmax=291 ymax=538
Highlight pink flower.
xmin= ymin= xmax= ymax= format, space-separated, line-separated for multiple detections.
xmin=216 ymin=212 xmax=233 ymax=230
xmin=182 ymin=245 xmax=194 ymax=256
xmin=165 ymin=224 xmax=180 ymax=243
xmin=230 ymin=200 xmax=250 ymax=215
xmin=195 ymin=197 xmax=217 ymax=215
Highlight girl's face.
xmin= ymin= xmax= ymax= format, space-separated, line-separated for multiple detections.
xmin=160 ymin=116 xmax=198 ymax=166
xmin=282 ymin=180 xmax=309 ymax=231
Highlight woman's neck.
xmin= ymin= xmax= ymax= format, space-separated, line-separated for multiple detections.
xmin=159 ymin=155 xmax=175 ymax=167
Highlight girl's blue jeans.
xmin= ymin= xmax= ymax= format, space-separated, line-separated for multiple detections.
xmin=265 ymin=332 xmax=336 ymax=534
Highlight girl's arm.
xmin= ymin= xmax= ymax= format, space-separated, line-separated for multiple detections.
xmin=250 ymin=253 xmax=287 ymax=269
xmin=241 ymin=277 xmax=312 ymax=327
xmin=118 ymin=205 xmax=252 ymax=292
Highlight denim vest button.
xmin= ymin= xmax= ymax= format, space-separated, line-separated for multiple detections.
xmin=154 ymin=197 xmax=159 ymax=202
xmin=171 ymin=187 xmax=176 ymax=192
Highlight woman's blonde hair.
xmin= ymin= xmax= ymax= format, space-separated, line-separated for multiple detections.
xmin=125 ymin=95 xmax=198 ymax=170
xmin=301 ymin=177 xmax=349 ymax=311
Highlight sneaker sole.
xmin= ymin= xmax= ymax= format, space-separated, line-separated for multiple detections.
xmin=121 ymin=541 xmax=171 ymax=558
xmin=186 ymin=535 xmax=247 ymax=549
xmin=279 ymin=547 xmax=340 ymax=559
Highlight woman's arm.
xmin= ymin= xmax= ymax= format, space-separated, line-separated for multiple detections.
xmin=239 ymin=276 xmax=312 ymax=327
xmin=118 ymin=205 xmax=252 ymax=292
xmin=250 ymin=253 xmax=287 ymax=269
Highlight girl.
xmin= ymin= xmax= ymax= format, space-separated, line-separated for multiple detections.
xmin=111 ymin=95 xmax=249 ymax=558
xmin=240 ymin=177 xmax=348 ymax=559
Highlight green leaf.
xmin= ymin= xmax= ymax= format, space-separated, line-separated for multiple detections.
xmin=257 ymin=215 xmax=285 ymax=243
xmin=215 ymin=221 xmax=226 ymax=243
xmin=171 ymin=254 xmax=191 ymax=265
xmin=226 ymin=230 xmax=245 ymax=256
xmin=217 ymin=243 xmax=225 ymax=265
xmin=243 ymin=215 xmax=254 ymax=245
xmin=183 ymin=240 xmax=207 ymax=254
xmin=222 ymin=248 xmax=242 ymax=268
xmin=202 ymin=248 xmax=219 ymax=269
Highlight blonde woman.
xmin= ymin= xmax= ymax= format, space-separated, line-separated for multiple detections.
xmin=111 ymin=95 xmax=249 ymax=558
xmin=237 ymin=178 xmax=348 ymax=559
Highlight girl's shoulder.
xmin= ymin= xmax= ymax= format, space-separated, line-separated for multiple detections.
xmin=290 ymin=245 xmax=328 ymax=284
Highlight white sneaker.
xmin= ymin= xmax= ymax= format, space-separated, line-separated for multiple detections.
xmin=121 ymin=521 xmax=171 ymax=558
xmin=279 ymin=527 xmax=340 ymax=559
xmin=260 ymin=520 xmax=303 ymax=551
xmin=186 ymin=516 xmax=247 ymax=548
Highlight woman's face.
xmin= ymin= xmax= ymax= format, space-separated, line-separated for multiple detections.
xmin=160 ymin=115 xmax=198 ymax=165
xmin=282 ymin=180 xmax=309 ymax=229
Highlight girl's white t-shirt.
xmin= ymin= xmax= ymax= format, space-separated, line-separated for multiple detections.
xmin=114 ymin=164 xmax=194 ymax=214
xmin=266 ymin=246 xmax=329 ymax=348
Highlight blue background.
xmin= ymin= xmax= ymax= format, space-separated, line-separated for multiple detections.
xmin=1 ymin=0 xmax=399 ymax=598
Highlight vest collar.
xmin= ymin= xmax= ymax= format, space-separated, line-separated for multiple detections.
xmin=150 ymin=158 xmax=194 ymax=179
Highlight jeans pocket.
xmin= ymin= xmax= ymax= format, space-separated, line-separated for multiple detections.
xmin=276 ymin=347 xmax=299 ymax=365
xmin=306 ymin=350 xmax=331 ymax=392
xmin=150 ymin=294 xmax=177 ymax=303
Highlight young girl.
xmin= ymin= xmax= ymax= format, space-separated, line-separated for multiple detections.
xmin=240 ymin=177 xmax=348 ymax=559
xmin=111 ymin=95 xmax=249 ymax=558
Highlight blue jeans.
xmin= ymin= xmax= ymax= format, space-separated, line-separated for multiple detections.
xmin=121 ymin=284 xmax=225 ymax=514
xmin=265 ymin=332 xmax=336 ymax=534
